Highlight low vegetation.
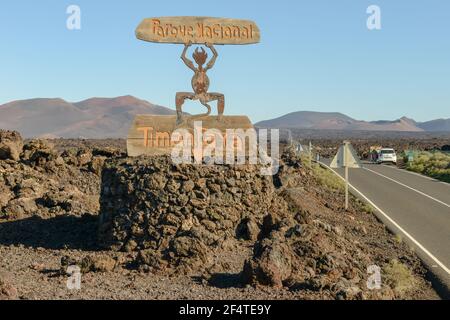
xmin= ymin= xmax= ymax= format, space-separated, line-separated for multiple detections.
xmin=312 ymin=164 xmax=377 ymax=213
xmin=295 ymin=153 xmax=341 ymax=194
xmin=304 ymin=156 xmax=377 ymax=214
xmin=383 ymin=259 xmax=416 ymax=296
xmin=354 ymin=198 xmax=375 ymax=214
xmin=405 ymin=151 xmax=450 ymax=183
xmin=308 ymin=161 xmax=345 ymax=192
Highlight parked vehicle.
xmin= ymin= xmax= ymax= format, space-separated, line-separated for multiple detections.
xmin=377 ymin=148 xmax=397 ymax=165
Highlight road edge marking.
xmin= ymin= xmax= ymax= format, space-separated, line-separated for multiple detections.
xmin=364 ymin=167 xmax=450 ymax=209
xmin=318 ymin=161 xmax=450 ymax=275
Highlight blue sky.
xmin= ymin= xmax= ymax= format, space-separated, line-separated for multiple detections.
xmin=0 ymin=0 xmax=449 ymax=122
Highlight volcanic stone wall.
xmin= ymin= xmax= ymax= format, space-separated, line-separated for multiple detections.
xmin=98 ymin=155 xmax=278 ymax=274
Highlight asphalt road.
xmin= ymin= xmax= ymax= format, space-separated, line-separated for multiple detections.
xmin=321 ymin=159 xmax=450 ymax=295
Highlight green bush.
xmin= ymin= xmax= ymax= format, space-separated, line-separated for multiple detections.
xmin=406 ymin=151 xmax=450 ymax=183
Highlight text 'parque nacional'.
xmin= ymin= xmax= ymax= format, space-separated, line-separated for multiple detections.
xmin=136 ymin=17 xmax=260 ymax=45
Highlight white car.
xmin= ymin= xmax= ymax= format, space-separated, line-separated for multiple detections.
xmin=377 ymin=148 xmax=397 ymax=165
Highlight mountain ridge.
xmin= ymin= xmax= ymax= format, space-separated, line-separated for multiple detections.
xmin=0 ymin=95 xmax=176 ymax=138
xmin=1 ymin=99 xmax=449 ymax=137
xmin=256 ymin=111 xmax=449 ymax=132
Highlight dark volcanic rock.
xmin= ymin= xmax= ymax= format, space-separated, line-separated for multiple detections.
xmin=21 ymin=139 xmax=58 ymax=165
xmin=0 ymin=130 xmax=23 ymax=161
xmin=98 ymin=155 xmax=279 ymax=275
xmin=236 ymin=217 xmax=260 ymax=241
xmin=0 ymin=137 xmax=111 ymax=219
xmin=60 ymin=254 xmax=118 ymax=274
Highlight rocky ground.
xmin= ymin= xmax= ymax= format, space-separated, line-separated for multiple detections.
xmin=0 ymin=130 xmax=440 ymax=300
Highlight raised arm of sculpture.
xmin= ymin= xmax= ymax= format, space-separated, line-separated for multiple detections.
xmin=181 ymin=41 xmax=196 ymax=72
xmin=205 ymin=43 xmax=218 ymax=71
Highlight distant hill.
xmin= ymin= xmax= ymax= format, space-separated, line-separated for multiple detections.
xmin=1 ymin=99 xmax=449 ymax=138
xmin=256 ymin=111 xmax=449 ymax=132
xmin=417 ymin=119 xmax=450 ymax=132
xmin=0 ymin=96 xmax=175 ymax=138
xmin=256 ymin=112 xmax=355 ymax=130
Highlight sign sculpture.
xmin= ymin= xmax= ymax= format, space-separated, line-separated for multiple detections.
xmin=128 ymin=17 xmax=260 ymax=157
xmin=330 ymin=141 xmax=363 ymax=210
xmin=176 ymin=41 xmax=224 ymax=123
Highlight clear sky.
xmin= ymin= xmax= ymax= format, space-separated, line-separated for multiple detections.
xmin=0 ymin=0 xmax=449 ymax=122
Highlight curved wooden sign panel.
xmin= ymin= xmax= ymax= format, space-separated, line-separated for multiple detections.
xmin=136 ymin=16 xmax=260 ymax=45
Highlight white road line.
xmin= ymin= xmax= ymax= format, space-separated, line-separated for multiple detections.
xmin=378 ymin=164 xmax=450 ymax=187
xmin=318 ymin=161 xmax=450 ymax=275
xmin=364 ymin=167 xmax=450 ymax=209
